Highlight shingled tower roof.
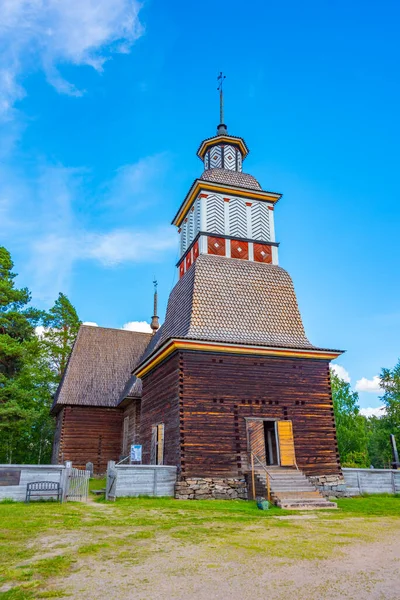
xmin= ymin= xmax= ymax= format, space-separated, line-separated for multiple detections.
xmin=141 ymin=254 xmax=322 ymax=365
xmin=51 ymin=325 xmax=151 ymax=414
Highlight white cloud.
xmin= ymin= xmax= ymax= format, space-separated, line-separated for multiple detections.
xmin=2 ymin=153 xmax=178 ymax=303
xmin=355 ymin=376 xmax=381 ymax=394
xmin=330 ymin=364 xmax=351 ymax=383
xmin=360 ymin=406 xmax=386 ymax=418
xmin=87 ymin=228 xmax=176 ymax=266
xmin=82 ymin=321 xmax=98 ymax=327
xmin=122 ymin=321 xmax=152 ymax=333
xmin=0 ymin=0 xmax=143 ymax=117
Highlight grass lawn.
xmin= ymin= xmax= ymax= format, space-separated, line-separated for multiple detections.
xmin=0 ymin=493 xmax=399 ymax=599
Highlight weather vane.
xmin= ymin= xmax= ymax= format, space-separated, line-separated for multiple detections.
xmin=217 ymin=72 xmax=226 ymax=124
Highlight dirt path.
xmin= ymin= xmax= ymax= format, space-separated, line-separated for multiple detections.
xmin=55 ymin=518 xmax=400 ymax=600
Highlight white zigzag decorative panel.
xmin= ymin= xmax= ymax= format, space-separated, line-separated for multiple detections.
xmin=194 ymin=199 xmax=201 ymax=235
xmin=206 ymin=194 xmax=225 ymax=235
xmin=251 ymin=202 xmax=270 ymax=241
xmin=237 ymin=152 xmax=242 ymax=172
xmin=180 ymin=220 xmax=188 ymax=254
xmin=188 ymin=208 xmax=195 ymax=246
xmin=210 ymin=147 xmax=222 ymax=169
xmin=224 ymin=144 xmax=236 ymax=171
xmin=229 ymin=198 xmax=247 ymax=238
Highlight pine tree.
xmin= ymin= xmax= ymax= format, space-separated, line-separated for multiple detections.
xmin=42 ymin=293 xmax=81 ymax=378
xmin=0 ymin=246 xmax=44 ymax=463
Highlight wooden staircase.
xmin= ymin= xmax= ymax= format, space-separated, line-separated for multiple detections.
xmin=251 ymin=466 xmax=337 ymax=510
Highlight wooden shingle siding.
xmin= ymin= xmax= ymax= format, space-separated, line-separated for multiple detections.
xmin=178 ymin=351 xmax=340 ymax=478
xmin=140 ymin=353 xmax=181 ymax=468
xmin=56 ymin=406 xmax=123 ymax=473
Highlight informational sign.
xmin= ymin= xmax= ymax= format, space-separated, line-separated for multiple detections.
xmin=130 ymin=444 xmax=142 ymax=463
xmin=0 ymin=469 xmax=21 ymax=486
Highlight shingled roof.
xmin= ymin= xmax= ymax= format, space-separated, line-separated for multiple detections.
xmin=141 ymin=254 xmax=317 ymax=363
xmin=51 ymin=325 xmax=151 ymax=413
xmin=200 ymin=169 xmax=261 ymax=190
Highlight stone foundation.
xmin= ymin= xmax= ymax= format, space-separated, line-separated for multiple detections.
xmin=175 ymin=477 xmax=248 ymax=500
xmin=309 ymin=474 xmax=349 ymax=498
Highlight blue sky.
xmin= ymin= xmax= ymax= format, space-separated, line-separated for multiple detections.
xmin=1 ymin=0 xmax=399 ymax=412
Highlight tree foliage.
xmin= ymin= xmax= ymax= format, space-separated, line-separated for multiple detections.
xmin=331 ymin=372 xmax=369 ymax=467
xmin=0 ymin=246 xmax=81 ymax=464
xmin=42 ymin=292 xmax=81 ymax=377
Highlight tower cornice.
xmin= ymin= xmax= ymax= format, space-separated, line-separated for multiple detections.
xmin=172 ymin=179 xmax=282 ymax=227
xmin=197 ymin=134 xmax=249 ymax=161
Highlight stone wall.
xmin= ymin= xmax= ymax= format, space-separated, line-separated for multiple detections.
xmin=175 ymin=477 xmax=248 ymax=500
xmin=309 ymin=474 xmax=349 ymax=498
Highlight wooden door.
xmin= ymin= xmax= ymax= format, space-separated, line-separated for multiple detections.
xmin=247 ymin=420 xmax=266 ymax=463
xmin=277 ymin=421 xmax=296 ymax=466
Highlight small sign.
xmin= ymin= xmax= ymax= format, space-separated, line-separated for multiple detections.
xmin=130 ymin=444 xmax=142 ymax=463
xmin=0 ymin=469 xmax=21 ymax=486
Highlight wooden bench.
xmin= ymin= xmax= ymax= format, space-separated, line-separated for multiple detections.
xmin=25 ymin=481 xmax=62 ymax=503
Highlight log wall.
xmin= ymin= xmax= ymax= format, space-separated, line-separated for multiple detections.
xmin=122 ymin=399 xmax=141 ymax=456
xmin=54 ymin=406 xmax=123 ymax=473
xmin=179 ymin=351 xmax=341 ymax=477
xmin=140 ymin=353 xmax=180 ymax=467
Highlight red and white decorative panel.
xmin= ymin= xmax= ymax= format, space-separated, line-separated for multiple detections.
xmin=231 ymin=239 xmax=248 ymax=260
xmin=254 ymin=243 xmax=272 ymax=263
xmin=179 ymin=261 xmax=185 ymax=278
xmin=251 ymin=201 xmax=270 ymax=241
xmin=207 ymin=236 xmax=226 ymax=256
xmin=193 ymin=240 xmax=199 ymax=261
xmin=186 ymin=251 xmax=192 ymax=270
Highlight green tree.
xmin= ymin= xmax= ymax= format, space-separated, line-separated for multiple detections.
xmin=331 ymin=371 xmax=369 ymax=467
xmin=366 ymin=416 xmax=393 ymax=468
xmin=42 ymin=292 xmax=81 ymax=378
xmin=0 ymin=246 xmax=44 ymax=463
xmin=378 ymin=359 xmax=400 ymax=465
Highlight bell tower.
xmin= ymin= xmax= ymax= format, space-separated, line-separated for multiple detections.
xmin=173 ymin=74 xmax=282 ymax=279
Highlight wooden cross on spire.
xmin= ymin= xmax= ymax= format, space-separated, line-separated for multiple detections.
xmin=217 ymin=72 xmax=226 ymax=124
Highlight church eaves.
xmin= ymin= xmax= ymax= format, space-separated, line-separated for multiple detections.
xmin=51 ymin=325 xmax=152 ymax=413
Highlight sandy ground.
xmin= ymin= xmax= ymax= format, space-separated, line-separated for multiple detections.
xmin=44 ymin=517 xmax=400 ymax=600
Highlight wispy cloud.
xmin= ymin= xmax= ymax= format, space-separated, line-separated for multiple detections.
xmin=330 ymin=364 xmax=351 ymax=383
xmin=355 ymin=376 xmax=382 ymax=394
xmin=2 ymin=155 xmax=178 ymax=302
xmin=0 ymin=0 xmax=143 ymax=118
xmin=87 ymin=228 xmax=176 ymax=266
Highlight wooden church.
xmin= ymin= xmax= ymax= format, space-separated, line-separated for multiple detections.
xmin=52 ymin=94 xmax=343 ymax=502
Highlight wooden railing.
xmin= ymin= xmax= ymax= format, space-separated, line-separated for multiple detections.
xmin=249 ymin=452 xmax=274 ymax=502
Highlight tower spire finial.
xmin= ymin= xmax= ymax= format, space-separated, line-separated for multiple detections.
xmin=150 ymin=279 xmax=159 ymax=334
xmin=217 ymin=72 xmax=227 ymax=136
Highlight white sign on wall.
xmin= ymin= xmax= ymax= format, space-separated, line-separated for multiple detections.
xmin=130 ymin=445 xmax=142 ymax=463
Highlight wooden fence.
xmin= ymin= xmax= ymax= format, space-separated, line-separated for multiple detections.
xmin=342 ymin=468 xmax=400 ymax=495
xmin=0 ymin=463 xmax=89 ymax=502
xmin=0 ymin=465 xmax=65 ymax=502
xmin=106 ymin=462 xmax=177 ymax=500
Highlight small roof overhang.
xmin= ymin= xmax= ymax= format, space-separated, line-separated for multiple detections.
xmin=197 ymin=134 xmax=250 ymax=160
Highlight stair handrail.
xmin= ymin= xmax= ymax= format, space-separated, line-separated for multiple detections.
xmin=249 ymin=451 xmax=273 ymax=502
